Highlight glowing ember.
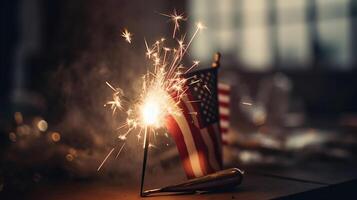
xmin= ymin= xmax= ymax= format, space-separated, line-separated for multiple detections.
xmin=51 ymin=132 xmax=61 ymax=142
xmin=121 ymin=28 xmax=132 ymax=43
xmin=37 ymin=120 xmax=48 ymax=132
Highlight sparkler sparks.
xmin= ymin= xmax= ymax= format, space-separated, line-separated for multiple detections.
xmin=97 ymin=147 xmax=115 ymax=171
xmin=105 ymin=81 xmax=125 ymax=115
xmin=121 ymin=28 xmax=133 ymax=43
xmin=100 ymin=11 xmax=206 ymax=171
xmin=161 ymin=10 xmax=186 ymax=38
xmin=242 ymin=102 xmax=253 ymax=106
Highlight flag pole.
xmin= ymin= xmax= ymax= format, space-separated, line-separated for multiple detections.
xmin=212 ymin=52 xmax=222 ymax=167
xmin=211 ymin=52 xmax=221 ymax=68
xmin=140 ymin=126 xmax=149 ymax=197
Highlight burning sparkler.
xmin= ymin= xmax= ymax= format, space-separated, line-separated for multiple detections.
xmin=103 ymin=11 xmax=205 ymax=196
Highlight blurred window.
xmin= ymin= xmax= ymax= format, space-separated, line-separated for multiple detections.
xmin=240 ymin=0 xmax=272 ymax=71
xmin=190 ymin=0 xmax=352 ymax=70
xmin=316 ymin=0 xmax=351 ymax=68
xmin=276 ymin=0 xmax=311 ymax=68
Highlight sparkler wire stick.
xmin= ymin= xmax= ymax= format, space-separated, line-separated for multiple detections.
xmin=140 ymin=126 xmax=149 ymax=197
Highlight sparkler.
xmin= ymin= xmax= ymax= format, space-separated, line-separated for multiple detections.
xmin=103 ymin=11 xmax=205 ymax=196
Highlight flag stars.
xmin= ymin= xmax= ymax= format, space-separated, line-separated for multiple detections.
xmin=188 ymin=70 xmax=218 ymax=126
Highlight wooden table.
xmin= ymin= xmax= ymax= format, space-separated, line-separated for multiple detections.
xmin=26 ymin=160 xmax=357 ymax=200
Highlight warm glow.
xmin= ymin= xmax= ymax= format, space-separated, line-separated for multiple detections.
xmin=197 ymin=22 xmax=206 ymax=30
xmin=51 ymin=132 xmax=61 ymax=142
xmin=101 ymin=11 xmax=205 ymax=170
xmin=37 ymin=120 xmax=48 ymax=132
xmin=141 ymin=99 xmax=160 ymax=126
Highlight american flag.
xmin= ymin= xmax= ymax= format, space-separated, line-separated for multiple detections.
xmin=218 ymin=83 xmax=231 ymax=144
xmin=166 ymin=67 xmax=223 ymax=179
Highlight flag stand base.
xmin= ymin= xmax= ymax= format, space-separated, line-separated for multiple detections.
xmin=142 ymin=168 xmax=244 ymax=197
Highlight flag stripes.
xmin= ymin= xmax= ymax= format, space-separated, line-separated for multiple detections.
xmin=218 ymin=83 xmax=231 ymax=144
xmin=166 ymin=68 xmax=223 ymax=179
xmin=166 ymin=97 xmax=221 ymax=178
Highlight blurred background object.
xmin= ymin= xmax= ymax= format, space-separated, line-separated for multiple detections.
xmin=188 ymin=0 xmax=357 ymax=167
xmin=1 ymin=0 xmax=357 ymax=198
